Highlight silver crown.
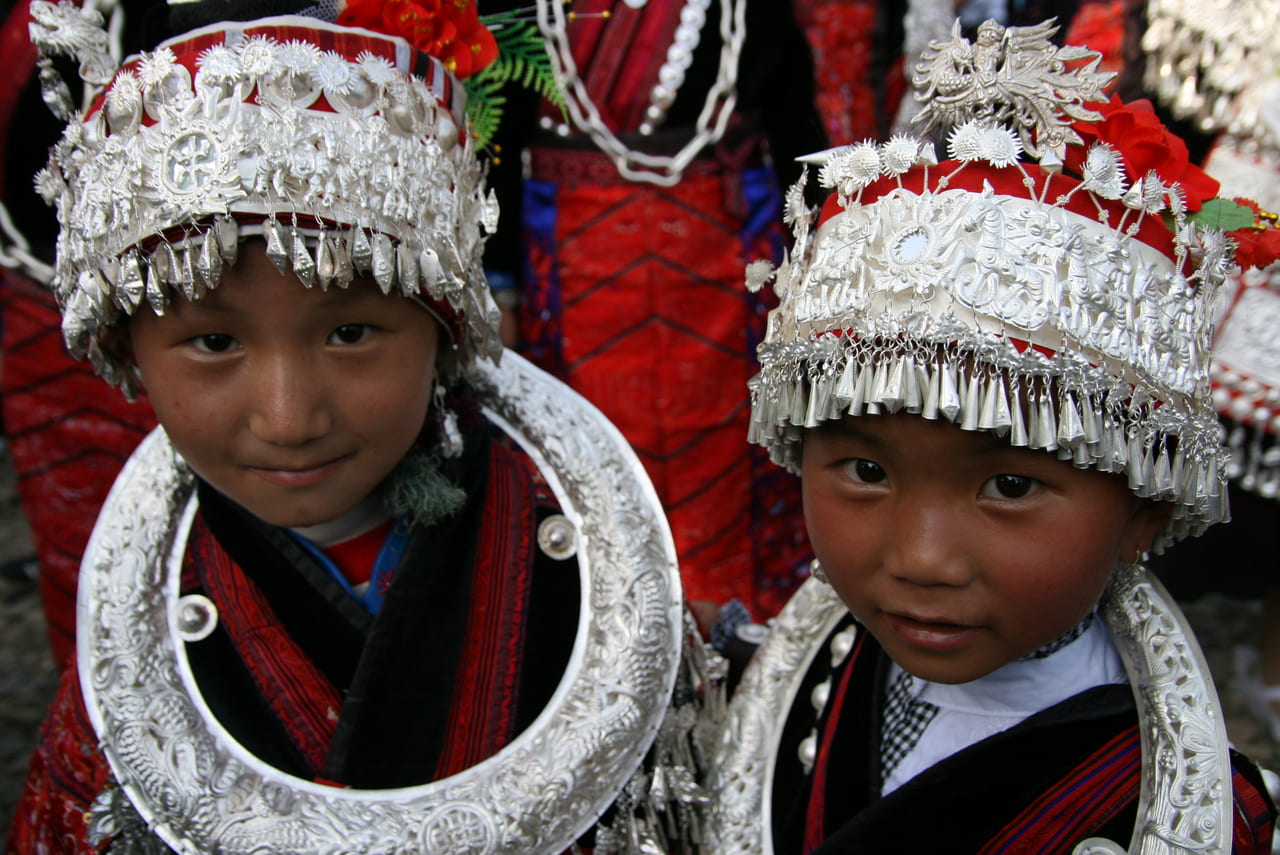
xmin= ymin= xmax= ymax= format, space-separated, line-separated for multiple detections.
xmin=1143 ymin=0 xmax=1280 ymax=144
xmin=748 ymin=20 xmax=1235 ymax=547
xmin=30 ymin=5 xmax=503 ymax=392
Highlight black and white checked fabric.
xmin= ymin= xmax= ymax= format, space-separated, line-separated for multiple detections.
xmin=879 ymin=670 xmax=940 ymax=780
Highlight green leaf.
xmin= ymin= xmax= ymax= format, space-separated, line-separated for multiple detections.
xmin=463 ymin=15 xmax=566 ymax=148
xmin=1188 ymin=197 xmax=1258 ymax=232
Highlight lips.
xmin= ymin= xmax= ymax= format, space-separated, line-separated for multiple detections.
xmin=884 ymin=611 xmax=980 ymax=652
xmin=246 ymin=455 xmax=351 ymax=488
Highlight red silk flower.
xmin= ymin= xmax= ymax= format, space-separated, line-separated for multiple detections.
xmin=1068 ymin=96 xmax=1219 ymax=211
xmin=1227 ymin=199 xmax=1280 ymax=271
xmin=337 ymin=0 xmax=497 ymax=78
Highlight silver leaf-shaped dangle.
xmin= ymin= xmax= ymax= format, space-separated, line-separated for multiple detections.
xmin=264 ymin=218 xmax=289 ymax=273
xmin=291 ymin=228 xmax=316 ymax=287
xmin=144 ymin=256 xmax=168 ymax=315
xmin=215 ymin=216 xmax=239 ymax=268
xmin=939 ymin=362 xmax=962 ymax=422
xmin=116 ymin=250 xmax=145 ymax=314
xmin=396 ymin=243 xmax=418 ymax=296
xmin=350 ymin=226 xmax=373 ymax=272
xmin=196 ymin=231 xmax=223 ymax=292
xmin=960 ymin=368 xmax=981 ymax=431
xmin=371 ymin=233 xmax=395 ymax=294
xmin=177 ymin=246 xmax=199 ymax=302
xmin=315 ymin=233 xmax=336 ymax=291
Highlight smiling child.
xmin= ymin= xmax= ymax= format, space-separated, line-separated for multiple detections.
xmin=709 ymin=18 xmax=1278 ymax=855
xmin=6 ymin=2 xmax=711 ymax=852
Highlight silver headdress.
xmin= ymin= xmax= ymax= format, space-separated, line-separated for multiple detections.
xmin=29 ymin=2 xmax=503 ymax=393
xmin=1143 ymin=0 xmax=1280 ymax=144
xmin=747 ymin=19 xmax=1237 ymax=548
xmin=1138 ymin=1 xmax=1280 ymax=499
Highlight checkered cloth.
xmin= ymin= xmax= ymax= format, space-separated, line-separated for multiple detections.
xmin=879 ymin=670 xmax=940 ymax=780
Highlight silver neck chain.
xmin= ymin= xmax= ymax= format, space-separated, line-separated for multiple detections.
xmin=534 ymin=0 xmax=746 ymax=186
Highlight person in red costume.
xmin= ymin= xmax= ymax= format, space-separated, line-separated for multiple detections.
xmin=7 ymin=1 xmax=719 ymax=851
xmin=482 ymin=0 xmax=825 ymax=631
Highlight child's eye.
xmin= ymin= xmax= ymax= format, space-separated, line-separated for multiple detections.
xmin=191 ymin=333 xmax=238 ymax=353
xmin=328 ymin=324 xmax=372 ymax=345
xmin=980 ymin=474 xmax=1038 ymax=499
xmin=839 ymin=458 xmax=888 ymax=485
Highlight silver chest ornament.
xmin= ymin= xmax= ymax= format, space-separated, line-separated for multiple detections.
xmin=78 ymin=352 xmax=700 ymax=855
xmin=704 ymin=567 xmax=1235 ymax=855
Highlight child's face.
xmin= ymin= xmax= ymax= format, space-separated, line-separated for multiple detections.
xmin=801 ymin=412 xmax=1169 ymax=685
xmin=129 ymin=249 xmax=441 ymax=528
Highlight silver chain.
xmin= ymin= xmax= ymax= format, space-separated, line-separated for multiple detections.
xmin=535 ymin=0 xmax=746 ymax=186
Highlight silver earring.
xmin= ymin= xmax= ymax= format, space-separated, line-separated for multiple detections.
xmin=434 ymin=385 xmax=463 ymax=459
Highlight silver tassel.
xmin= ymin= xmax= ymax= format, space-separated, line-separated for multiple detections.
xmin=397 ymin=243 xmax=418 ymax=296
xmin=116 ymin=250 xmax=144 ymax=313
xmin=1073 ymin=442 xmax=1090 ymax=466
xmin=847 ymin=365 xmax=868 ymax=416
xmin=215 ymin=216 xmax=239 ymax=267
xmin=835 ymin=357 xmax=857 ymax=404
xmin=903 ymin=357 xmax=923 ymax=412
xmin=1110 ymin=425 xmax=1129 ymax=469
xmin=196 ymin=232 xmax=222 ymax=291
xmin=1081 ymin=398 xmax=1101 ymax=446
xmin=265 ymin=218 xmax=289 ymax=273
xmin=333 ymin=235 xmax=354 ymax=289
xmin=1127 ymin=436 xmax=1147 ymax=493
xmin=804 ymin=372 xmax=825 ymax=428
xmin=977 ymin=375 xmax=999 ymax=431
xmin=991 ymin=376 xmax=1012 ymax=435
xmin=939 ymin=363 xmax=961 ymax=422
xmin=790 ymin=377 xmax=809 ymax=427
xmin=1009 ymin=383 xmax=1028 ymax=446
xmin=291 ymin=229 xmax=316 ymax=287
xmin=881 ymin=359 xmax=906 ymax=413
xmin=960 ymin=369 xmax=981 ymax=431
xmin=1170 ymin=449 xmax=1185 ymax=497
xmin=420 ymin=248 xmax=445 ymax=301
xmin=1153 ymin=448 xmax=1173 ymax=498
xmin=316 ymin=234 xmax=336 ymax=291
xmin=1056 ymin=395 xmax=1085 ymax=449
xmin=144 ymin=258 xmax=167 ymax=315
xmin=350 ymin=227 xmax=373 ymax=273
xmin=1037 ymin=394 xmax=1058 ymax=451
xmin=177 ymin=247 xmax=197 ymax=302
xmin=868 ymin=360 xmax=888 ymax=406
xmin=371 ymin=234 xmax=396 ymax=294
xmin=921 ymin=362 xmax=941 ymax=420
xmin=1095 ymin=419 xmax=1114 ymax=471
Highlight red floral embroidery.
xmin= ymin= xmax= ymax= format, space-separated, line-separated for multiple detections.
xmin=337 ymin=0 xmax=497 ymax=78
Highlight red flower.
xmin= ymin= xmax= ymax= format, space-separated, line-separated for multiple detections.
xmin=337 ymin=0 xmax=497 ymax=79
xmin=1067 ymin=96 xmax=1219 ymax=211
xmin=1227 ymin=199 xmax=1280 ymax=270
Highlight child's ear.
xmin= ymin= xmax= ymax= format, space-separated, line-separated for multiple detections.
xmin=1120 ymin=499 xmax=1174 ymax=563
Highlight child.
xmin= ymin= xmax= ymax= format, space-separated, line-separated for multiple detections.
xmin=8 ymin=2 xmax=714 ymax=852
xmin=708 ymin=19 xmax=1277 ymax=854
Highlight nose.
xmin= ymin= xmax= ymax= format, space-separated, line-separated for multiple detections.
xmin=247 ymin=351 xmax=332 ymax=446
xmin=884 ymin=497 xmax=975 ymax=588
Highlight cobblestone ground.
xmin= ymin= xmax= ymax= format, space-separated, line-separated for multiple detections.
xmin=0 ymin=448 xmax=1276 ymax=840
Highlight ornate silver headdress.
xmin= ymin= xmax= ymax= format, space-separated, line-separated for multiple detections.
xmin=746 ymin=19 xmax=1240 ymax=548
xmin=1143 ymin=0 xmax=1280 ymax=145
xmin=1138 ymin=3 xmax=1280 ymax=500
xmin=29 ymin=1 xmax=503 ymax=393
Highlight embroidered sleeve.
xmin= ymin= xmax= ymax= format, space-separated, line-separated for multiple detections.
xmin=5 ymin=662 xmax=111 ymax=854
